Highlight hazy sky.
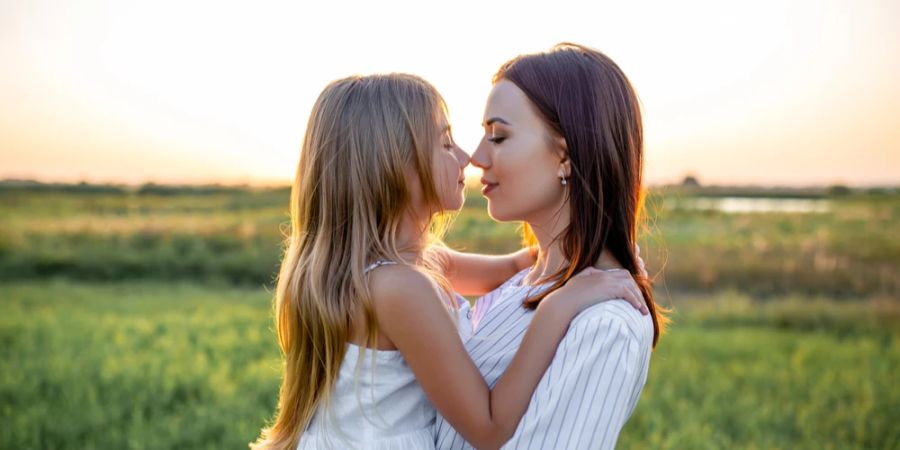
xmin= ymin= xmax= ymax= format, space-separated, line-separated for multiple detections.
xmin=1 ymin=0 xmax=898 ymax=186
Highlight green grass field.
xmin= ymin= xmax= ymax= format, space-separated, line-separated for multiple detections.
xmin=2 ymin=281 xmax=897 ymax=449
xmin=2 ymin=185 xmax=899 ymax=449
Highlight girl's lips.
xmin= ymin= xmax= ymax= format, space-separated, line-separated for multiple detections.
xmin=481 ymin=182 xmax=498 ymax=196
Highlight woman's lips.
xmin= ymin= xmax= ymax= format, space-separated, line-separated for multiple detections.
xmin=480 ymin=178 xmax=499 ymax=196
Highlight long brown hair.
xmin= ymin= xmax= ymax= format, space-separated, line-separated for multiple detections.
xmin=250 ymin=74 xmax=453 ymax=450
xmin=495 ymin=43 xmax=668 ymax=347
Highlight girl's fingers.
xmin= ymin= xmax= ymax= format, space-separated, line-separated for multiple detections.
xmin=621 ymin=279 xmax=648 ymax=315
xmin=621 ymin=284 xmax=641 ymax=311
xmin=567 ymin=270 xmax=649 ymax=315
xmin=637 ymin=258 xmax=648 ymax=279
xmin=625 ymin=282 xmax=644 ymax=313
xmin=633 ymin=285 xmax=649 ymax=315
xmin=574 ymin=267 xmax=604 ymax=278
xmin=612 ymin=279 xmax=635 ymax=308
xmin=573 ymin=268 xmax=650 ymax=315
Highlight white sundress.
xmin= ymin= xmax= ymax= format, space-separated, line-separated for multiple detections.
xmin=298 ymin=259 xmax=469 ymax=450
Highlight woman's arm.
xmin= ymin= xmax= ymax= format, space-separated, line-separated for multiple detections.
xmin=501 ymin=302 xmax=653 ymax=450
xmin=438 ymin=247 xmax=535 ymax=296
xmin=369 ymin=265 xmax=644 ymax=450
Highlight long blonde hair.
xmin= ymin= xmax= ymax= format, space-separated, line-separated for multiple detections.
xmin=250 ymin=74 xmax=453 ymax=450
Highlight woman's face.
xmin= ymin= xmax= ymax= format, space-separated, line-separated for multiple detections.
xmin=471 ymin=79 xmax=569 ymax=223
xmin=431 ymin=113 xmax=470 ymax=212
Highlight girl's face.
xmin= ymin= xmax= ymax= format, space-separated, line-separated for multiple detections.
xmin=408 ymin=111 xmax=469 ymax=215
xmin=433 ymin=115 xmax=470 ymax=212
xmin=471 ymin=80 xmax=570 ymax=223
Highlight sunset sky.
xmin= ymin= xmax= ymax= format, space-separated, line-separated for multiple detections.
xmin=1 ymin=0 xmax=898 ymax=187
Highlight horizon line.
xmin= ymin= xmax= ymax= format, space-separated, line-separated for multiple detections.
xmin=2 ymin=176 xmax=898 ymax=191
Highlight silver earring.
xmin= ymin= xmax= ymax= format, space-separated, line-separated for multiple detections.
xmin=560 ymin=177 xmax=567 ymax=186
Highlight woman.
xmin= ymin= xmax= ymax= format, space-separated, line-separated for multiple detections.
xmin=435 ymin=43 xmax=668 ymax=449
xmin=251 ymin=73 xmax=649 ymax=450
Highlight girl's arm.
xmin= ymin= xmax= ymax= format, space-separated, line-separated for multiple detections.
xmin=438 ymin=244 xmax=648 ymax=297
xmin=438 ymin=247 xmax=535 ymax=296
xmin=369 ymin=265 xmax=645 ymax=450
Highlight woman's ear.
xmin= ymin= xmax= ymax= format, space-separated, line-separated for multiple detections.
xmin=558 ymin=159 xmax=571 ymax=180
xmin=555 ymin=134 xmax=568 ymax=153
xmin=555 ymin=135 xmax=571 ymax=178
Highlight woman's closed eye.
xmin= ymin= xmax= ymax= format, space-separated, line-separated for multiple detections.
xmin=487 ymin=135 xmax=506 ymax=144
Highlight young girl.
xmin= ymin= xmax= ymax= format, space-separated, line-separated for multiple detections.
xmin=250 ymin=73 xmax=647 ymax=450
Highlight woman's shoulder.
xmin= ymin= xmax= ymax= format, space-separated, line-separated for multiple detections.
xmin=570 ymin=299 xmax=654 ymax=344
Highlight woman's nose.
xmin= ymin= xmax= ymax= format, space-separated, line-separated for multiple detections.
xmin=470 ymin=138 xmax=491 ymax=170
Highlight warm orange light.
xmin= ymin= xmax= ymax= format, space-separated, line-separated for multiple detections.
xmin=1 ymin=0 xmax=898 ymax=186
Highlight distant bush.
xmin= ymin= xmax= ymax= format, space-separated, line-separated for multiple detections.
xmin=827 ymin=184 xmax=852 ymax=197
xmin=1 ymin=186 xmax=899 ymax=298
xmin=0 ymin=180 xmax=127 ymax=195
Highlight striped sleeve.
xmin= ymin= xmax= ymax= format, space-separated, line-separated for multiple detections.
xmin=501 ymin=301 xmax=653 ymax=450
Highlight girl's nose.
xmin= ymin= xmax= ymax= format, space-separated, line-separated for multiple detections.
xmin=454 ymin=146 xmax=470 ymax=169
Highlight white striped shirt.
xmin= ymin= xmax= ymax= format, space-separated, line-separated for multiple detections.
xmin=435 ymin=268 xmax=654 ymax=449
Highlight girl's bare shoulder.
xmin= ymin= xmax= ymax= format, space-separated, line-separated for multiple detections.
xmin=367 ymin=263 xmax=442 ymax=308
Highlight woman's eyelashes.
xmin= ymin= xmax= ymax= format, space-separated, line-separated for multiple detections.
xmin=485 ymin=126 xmax=507 ymax=144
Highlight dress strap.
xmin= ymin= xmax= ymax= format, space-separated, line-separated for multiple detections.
xmin=364 ymin=259 xmax=398 ymax=274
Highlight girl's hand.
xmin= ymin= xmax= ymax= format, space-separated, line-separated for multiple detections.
xmin=635 ymin=244 xmax=648 ymax=279
xmin=541 ymin=268 xmax=649 ymax=316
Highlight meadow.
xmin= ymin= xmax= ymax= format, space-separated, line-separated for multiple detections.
xmin=1 ymin=183 xmax=898 ymax=449
xmin=2 ymin=183 xmax=897 ymax=298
